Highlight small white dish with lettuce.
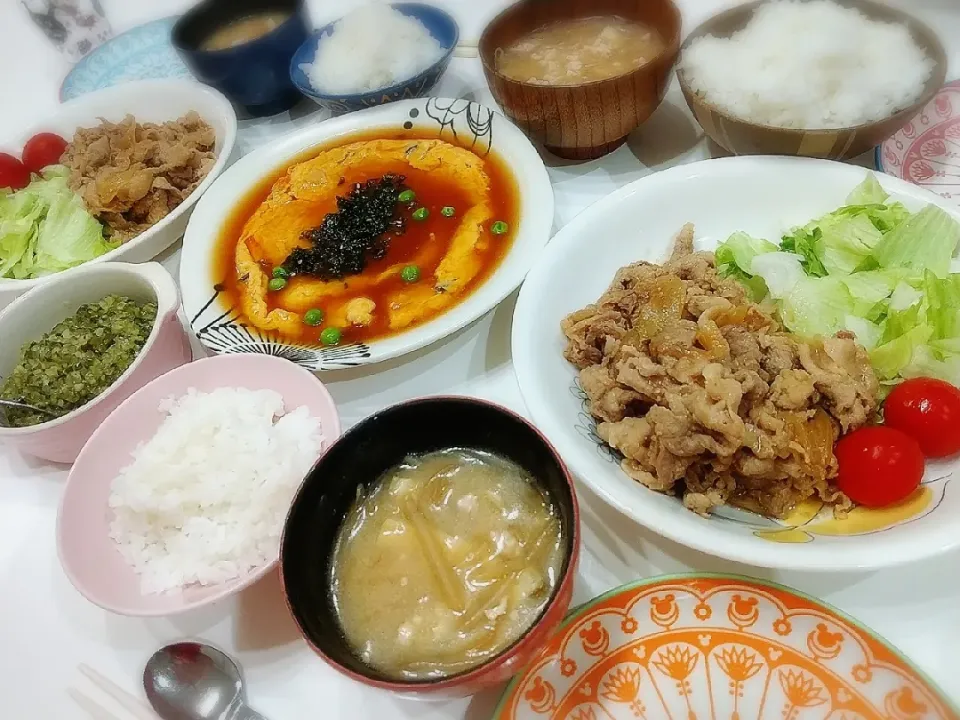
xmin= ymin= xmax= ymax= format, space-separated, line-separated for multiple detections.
xmin=0 ymin=80 xmax=236 ymax=308
xmin=716 ymin=173 xmax=960 ymax=391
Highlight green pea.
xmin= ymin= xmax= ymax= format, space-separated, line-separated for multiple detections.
xmin=303 ymin=308 xmax=324 ymax=326
xmin=272 ymin=266 xmax=290 ymax=279
xmin=491 ymin=220 xmax=509 ymax=235
xmin=412 ymin=207 xmax=429 ymax=221
xmin=398 ymin=189 xmax=416 ymax=203
xmin=441 ymin=206 xmax=456 ymax=217
xmin=320 ymin=327 xmax=342 ymax=346
xmin=268 ymin=277 xmax=287 ymax=292
xmin=400 ymin=265 xmax=421 ymax=283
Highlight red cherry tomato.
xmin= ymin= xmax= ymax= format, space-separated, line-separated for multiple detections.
xmin=21 ymin=132 xmax=68 ymax=174
xmin=884 ymin=377 xmax=960 ymax=458
xmin=0 ymin=153 xmax=30 ymax=191
xmin=834 ymin=426 xmax=925 ymax=508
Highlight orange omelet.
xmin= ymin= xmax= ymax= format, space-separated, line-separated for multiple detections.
xmin=235 ymin=138 xmax=493 ymax=339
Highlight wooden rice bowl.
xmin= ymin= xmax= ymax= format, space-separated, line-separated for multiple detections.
xmin=677 ymin=0 xmax=947 ymax=160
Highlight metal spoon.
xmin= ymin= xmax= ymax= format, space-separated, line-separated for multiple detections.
xmin=143 ymin=642 xmax=267 ymax=720
xmin=0 ymin=398 xmax=56 ymax=427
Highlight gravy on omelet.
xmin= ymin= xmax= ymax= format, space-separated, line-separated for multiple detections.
xmin=213 ymin=132 xmax=519 ymax=345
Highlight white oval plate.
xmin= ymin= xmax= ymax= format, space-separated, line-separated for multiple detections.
xmin=180 ymin=98 xmax=554 ymax=370
xmin=513 ymin=155 xmax=960 ymax=571
xmin=0 ymin=79 xmax=237 ymax=309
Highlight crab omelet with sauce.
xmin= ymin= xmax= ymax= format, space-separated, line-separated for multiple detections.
xmin=221 ymin=135 xmax=518 ymax=346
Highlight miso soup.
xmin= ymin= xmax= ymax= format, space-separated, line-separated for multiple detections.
xmin=497 ymin=16 xmax=666 ymax=86
xmin=330 ymin=448 xmax=564 ymax=680
xmin=201 ymin=12 xmax=289 ymax=51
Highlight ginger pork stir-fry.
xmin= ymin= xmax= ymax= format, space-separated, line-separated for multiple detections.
xmin=562 ymin=225 xmax=880 ymax=518
xmin=62 ymin=112 xmax=216 ymax=243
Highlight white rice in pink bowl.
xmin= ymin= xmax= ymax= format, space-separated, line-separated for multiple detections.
xmin=107 ymin=387 xmax=324 ymax=594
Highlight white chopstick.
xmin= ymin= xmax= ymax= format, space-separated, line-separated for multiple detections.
xmin=454 ymin=42 xmax=478 ymax=58
xmin=68 ymin=687 xmax=123 ymax=720
xmin=77 ymin=664 xmax=158 ymax=720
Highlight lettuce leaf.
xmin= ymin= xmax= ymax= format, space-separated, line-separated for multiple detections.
xmin=715 ymin=172 xmax=960 ymax=388
xmin=714 ymin=231 xmax=777 ymax=300
xmin=779 ymin=226 xmax=828 ymax=277
xmin=750 ymin=251 xmax=806 ymax=300
xmin=871 ymin=325 xmax=933 ymax=381
xmin=871 ymin=204 xmax=960 ymax=277
xmin=0 ymin=167 xmax=114 ymax=279
xmin=846 ymin=173 xmax=889 ymax=205
xmin=0 ymin=190 xmax=43 ymax=277
xmin=780 ymin=276 xmax=856 ymax=339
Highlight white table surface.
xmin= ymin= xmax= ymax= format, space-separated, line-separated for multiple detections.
xmin=2 ymin=1 xmax=960 ymax=718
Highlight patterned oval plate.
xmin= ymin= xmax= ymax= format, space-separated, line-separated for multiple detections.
xmin=180 ymin=97 xmax=554 ymax=371
xmin=876 ymin=81 xmax=960 ymax=204
xmin=60 ymin=17 xmax=191 ymax=102
xmin=494 ymin=575 xmax=958 ymax=720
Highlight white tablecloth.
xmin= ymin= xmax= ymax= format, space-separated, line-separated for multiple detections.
xmin=2 ymin=1 xmax=960 ymax=718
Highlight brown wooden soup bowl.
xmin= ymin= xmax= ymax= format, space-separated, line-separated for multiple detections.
xmin=479 ymin=0 xmax=682 ymax=161
xmin=677 ymin=0 xmax=947 ymax=160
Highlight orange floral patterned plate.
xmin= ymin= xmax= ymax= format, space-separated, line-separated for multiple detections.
xmin=493 ymin=575 xmax=957 ymax=720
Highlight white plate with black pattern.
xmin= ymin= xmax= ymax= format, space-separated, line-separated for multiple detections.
xmin=179 ymin=97 xmax=554 ymax=371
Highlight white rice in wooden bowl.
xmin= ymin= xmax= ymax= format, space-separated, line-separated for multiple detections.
xmin=680 ymin=0 xmax=934 ymax=129
xmin=108 ymin=387 xmax=324 ymax=594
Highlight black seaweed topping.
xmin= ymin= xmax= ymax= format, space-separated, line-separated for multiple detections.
xmin=284 ymin=174 xmax=408 ymax=280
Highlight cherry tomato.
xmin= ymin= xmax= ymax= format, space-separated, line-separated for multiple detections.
xmin=884 ymin=377 xmax=960 ymax=458
xmin=21 ymin=132 xmax=68 ymax=174
xmin=834 ymin=426 xmax=925 ymax=508
xmin=0 ymin=153 xmax=30 ymax=191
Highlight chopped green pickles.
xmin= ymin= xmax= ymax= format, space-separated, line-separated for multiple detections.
xmin=0 ymin=295 xmax=157 ymax=427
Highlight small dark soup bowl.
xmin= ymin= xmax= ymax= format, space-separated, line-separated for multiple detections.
xmin=172 ymin=0 xmax=309 ymax=117
xmin=280 ymin=396 xmax=581 ymax=696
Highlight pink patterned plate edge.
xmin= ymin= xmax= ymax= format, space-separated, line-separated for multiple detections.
xmin=877 ymin=80 xmax=960 ymax=203
xmin=492 ymin=573 xmax=959 ymax=720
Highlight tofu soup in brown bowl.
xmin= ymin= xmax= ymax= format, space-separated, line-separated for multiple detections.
xmin=480 ymin=0 xmax=682 ymax=161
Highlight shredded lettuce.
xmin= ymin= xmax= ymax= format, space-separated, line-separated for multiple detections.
xmin=714 ymin=231 xmax=777 ymax=300
xmin=750 ymin=252 xmax=806 ymax=300
xmin=872 ymin=204 xmax=960 ymax=277
xmin=838 ymin=270 xmax=902 ymax=313
xmin=0 ymin=166 xmax=115 ymax=280
xmin=0 ymin=190 xmax=43 ymax=277
xmin=871 ymin=325 xmax=933 ymax=381
xmin=713 ymin=172 xmax=960 ymax=387
xmin=779 ymin=226 xmax=828 ymax=277
xmin=779 ymin=276 xmax=856 ymax=339
xmin=845 ymin=173 xmax=888 ymax=205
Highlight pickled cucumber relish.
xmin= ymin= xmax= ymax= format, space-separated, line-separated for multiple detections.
xmin=0 ymin=295 xmax=156 ymax=427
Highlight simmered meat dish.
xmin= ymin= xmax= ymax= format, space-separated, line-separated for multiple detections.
xmin=62 ymin=113 xmax=216 ymax=243
xmin=562 ymin=225 xmax=880 ymax=518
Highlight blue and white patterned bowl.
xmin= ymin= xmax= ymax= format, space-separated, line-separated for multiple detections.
xmin=60 ymin=17 xmax=190 ymax=102
xmin=289 ymin=3 xmax=459 ymax=114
